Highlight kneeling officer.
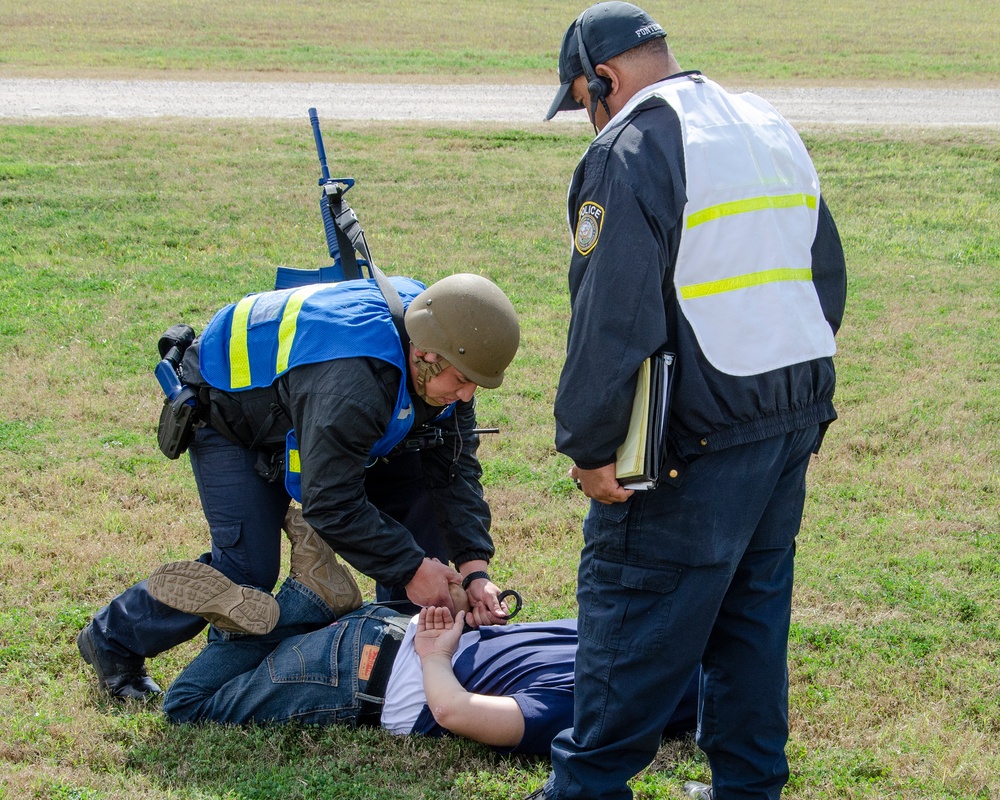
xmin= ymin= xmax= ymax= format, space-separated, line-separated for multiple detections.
xmin=78 ymin=272 xmax=520 ymax=699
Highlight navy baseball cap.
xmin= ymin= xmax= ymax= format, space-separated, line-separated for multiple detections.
xmin=545 ymin=2 xmax=667 ymax=120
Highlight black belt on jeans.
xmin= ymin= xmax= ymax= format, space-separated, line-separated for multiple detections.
xmin=356 ymin=620 xmax=406 ymax=727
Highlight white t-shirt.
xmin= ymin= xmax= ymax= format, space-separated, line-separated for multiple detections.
xmin=380 ymin=615 xmax=478 ymax=734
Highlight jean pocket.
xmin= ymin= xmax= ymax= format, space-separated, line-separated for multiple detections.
xmin=267 ymin=624 xmax=345 ymax=687
xmin=579 ymin=558 xmax=680 ymax=653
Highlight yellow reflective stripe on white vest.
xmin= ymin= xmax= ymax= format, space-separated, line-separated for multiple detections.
xmin=687 ymin=193 xmax=818 ymax=229
xmin=680 ymin=267 xmax=814 ymax=300
xmin=639 ymin=76 xmax=836 ymax=376
xmin=228 ymin=284 xmax=329 ymax=389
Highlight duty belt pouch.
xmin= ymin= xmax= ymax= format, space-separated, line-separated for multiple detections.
xmin=157 ymin=387 xmax=199 ymax=459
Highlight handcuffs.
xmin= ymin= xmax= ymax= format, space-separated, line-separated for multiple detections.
xmin=496 ymin=589 xmax=523 ymax=620
xmin=463 ymin=571 xmax=523 ymax=620
xmin=458 ymin=588 xmax=523 ymax=633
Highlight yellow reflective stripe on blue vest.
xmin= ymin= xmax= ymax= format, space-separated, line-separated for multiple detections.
xmin=687 ymin=193 xmax=818 ymax=229
xmin=276 ymin=285 xmax=327 ymax=375
xmin=228 ymin=295 xmax=257 ymax=389
xmin=680 ymin=268 xmax=814 ymax=300
xmin=288 ymin=448 xmax=300 ymax=475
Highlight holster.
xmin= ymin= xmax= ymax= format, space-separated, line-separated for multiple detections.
xmin=254 ymin=449 xmax=285 ymax=483
xmin=157 ymin=386 xmax=200 ymax=459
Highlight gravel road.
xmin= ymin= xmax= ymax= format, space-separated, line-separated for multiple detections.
xmin=2 ymin=78 xmax=998 ymax=127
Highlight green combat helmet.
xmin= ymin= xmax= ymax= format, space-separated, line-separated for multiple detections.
xmin=405 ymin=273 xmax=520 ymax=389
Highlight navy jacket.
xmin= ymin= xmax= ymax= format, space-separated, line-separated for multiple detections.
xmin=183 ymin=347 xmax=494 ymax=589
xmin=554 ymin=85 xmax=847 ymax=470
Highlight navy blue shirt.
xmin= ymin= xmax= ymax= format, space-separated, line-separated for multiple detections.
xmin=411 ymin=619 xmax=697 ymax=754
xmin=412 ymin=620 xmax=577 ymax=754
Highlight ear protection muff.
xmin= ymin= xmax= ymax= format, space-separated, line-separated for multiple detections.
xmin=575 ymin=19 xmax=612 ymax=130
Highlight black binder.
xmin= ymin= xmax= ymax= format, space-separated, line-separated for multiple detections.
xmin=615 ymin=352 xmax=675 ymax=489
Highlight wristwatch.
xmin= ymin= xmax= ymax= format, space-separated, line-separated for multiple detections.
xmin=461 ymin=570 xmax=490 ymax=590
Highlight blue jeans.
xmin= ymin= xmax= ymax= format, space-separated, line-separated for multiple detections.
xmin=164 ymin=580 xmax=411 ymax=725
xmin=546 ymin=426 xmax=819 ymax=800
xmin=90 ymin=425 xmax=446 ymax=660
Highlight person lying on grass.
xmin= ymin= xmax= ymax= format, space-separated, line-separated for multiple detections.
xmin=145 ymin=510 xmax=697 ymax=754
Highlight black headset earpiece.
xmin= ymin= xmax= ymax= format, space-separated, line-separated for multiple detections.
xmin=575 ymin=19 xmax=612 ymax=130
xmin=588 ymin=76 xmax=612 ymax=102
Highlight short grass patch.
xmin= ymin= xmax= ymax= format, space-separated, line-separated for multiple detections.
xmin=1 ymin=119 xmax=998 ymax=798
xmin=1 ymin=0 xmax=998 ymax=85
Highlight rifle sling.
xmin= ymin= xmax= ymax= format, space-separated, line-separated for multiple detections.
xmin=327 ymin=192 xmax=409 ymax=352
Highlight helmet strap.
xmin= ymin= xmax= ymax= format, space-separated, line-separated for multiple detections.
xmin=412 ymin=351 xmax=451 ymax=406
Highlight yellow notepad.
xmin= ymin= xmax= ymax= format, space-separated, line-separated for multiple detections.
xmin=615 ymin=358 xmax=652 ymax=481
xmin=615 ymin=352 xmax=675 ymax=489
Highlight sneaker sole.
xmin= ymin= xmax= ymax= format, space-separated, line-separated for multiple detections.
xmin=148 ymin=561 xmax=279 ymax=635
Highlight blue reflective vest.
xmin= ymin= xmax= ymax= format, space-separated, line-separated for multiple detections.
xmin=198 ymin=277 xmax=430 ymax=500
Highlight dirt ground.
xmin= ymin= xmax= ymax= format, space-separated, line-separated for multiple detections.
xmin=2 ymin=77 xmax=998 ymax=127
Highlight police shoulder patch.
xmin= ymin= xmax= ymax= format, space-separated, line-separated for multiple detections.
xmin=575 ymin=201 xmax=605 ymax=256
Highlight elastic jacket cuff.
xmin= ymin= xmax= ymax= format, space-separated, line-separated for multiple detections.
xmin=573 ymin=456 xmax=617 ymax=471
xmin=453 ymin=551 xmax=493 ymax=570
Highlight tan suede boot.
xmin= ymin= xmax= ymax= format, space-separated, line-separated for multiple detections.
xmin=282 ymin=506 xmax=363 ymax=618
xmin=147 ymin=560 xmax=279 ymax=635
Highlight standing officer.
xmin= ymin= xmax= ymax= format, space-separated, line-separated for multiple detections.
xmin=532 ymin=3 xmax=846 ymax=800
xmin=78 ymin=272 xmax=521 ymax=700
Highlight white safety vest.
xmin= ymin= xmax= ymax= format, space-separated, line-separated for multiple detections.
xmin=610 ymin=76 xmax=837 ymax=376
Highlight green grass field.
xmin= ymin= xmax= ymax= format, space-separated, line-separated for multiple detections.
xmin=1 ymin=1 xmax=999 ymax=798
xmin=2 ymin=0 xmax=999 ymax=85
